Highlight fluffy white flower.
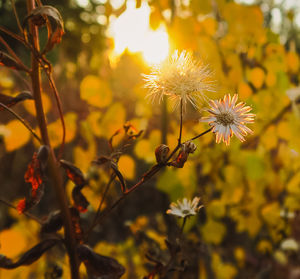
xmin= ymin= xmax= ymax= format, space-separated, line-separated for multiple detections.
xmin=201 ymin=94 xmax=255 ymax=145
xmin=166 ymin=197 xmax=203 ymax=218
xmin=143 ymin=50 xmax=214 ymax=110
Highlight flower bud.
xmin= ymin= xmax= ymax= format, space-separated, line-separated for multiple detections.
xmin=155 ymin=144 xmax=170 ymax=163
xmin=182 ymin=141 xmax=197 ymax=154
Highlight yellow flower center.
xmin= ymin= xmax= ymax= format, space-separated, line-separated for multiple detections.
xmin=216 ymin=112 xmax=234 ymax=126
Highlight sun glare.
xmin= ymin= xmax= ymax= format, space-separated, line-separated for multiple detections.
xmin=108 ymin=0 xmax=169 ymax=65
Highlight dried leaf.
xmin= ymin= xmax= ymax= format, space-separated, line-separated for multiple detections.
xmin=18 ymin=146 xmax=49 ymax=213
xmin=0 ymin=91 xmax=33 ymax=110
xmin=60 ymin=160 xmax=87 ymax=186
xmin=41 ymin=210 xmax=63 ymax=234
xmin=110 ymin=162 xmax=126 ymax=192
xmin=72 ymin=185 xmax=89 ymax=213
xmin=0 ymin=239 xmax=59 ymax=269
xmin=77 ymin=245 xmax=125 ymax=279
xmin=0 ymin=52 xmax=28 ymax=72
xmin=23 ymin=5 xmax=64 ymax=53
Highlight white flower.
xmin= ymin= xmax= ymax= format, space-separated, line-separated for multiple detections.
xmin=143 ymin=50 xmax=214 ymax=110
xmin=166 ymin=197 xmax=203 ymax=218
xmin=201 ymin=94 xmax=255 ymax=146
xmin=280 ymin=238 xmax=299 ymax=252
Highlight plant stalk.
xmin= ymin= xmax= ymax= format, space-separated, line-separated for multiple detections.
xmin=26 ymin=0 xmax=79 ymax=278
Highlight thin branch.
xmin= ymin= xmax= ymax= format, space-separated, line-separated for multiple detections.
xmin=178 ymin=99 xmax=183 ymax=144
xmin=0 ymin=102 xmax=42 ymax=143
xmin=186 ymin=127 xmax=213 ymax=142
xmin=0 ymin=35 xmax=30 ymax=73
xmin=0 ymin=198 xmax=42 ymax=224
xmin=0 ymin=26 xmax=25 ymax=44
xmin=11 ymin=0 xmax=24 ymax=35
xmin=85 ymin=173 xmax=116 ymax=238
xmin=44 ymin=69 xmax=66 ymax=159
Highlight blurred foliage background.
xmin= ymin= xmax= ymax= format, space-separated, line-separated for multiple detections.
xmin=1 ymin=0 xmax=300 ymax=278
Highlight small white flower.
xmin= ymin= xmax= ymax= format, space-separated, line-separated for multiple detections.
xmin=201 ymin=94 xmax=255 ymax=146
xmin=143 ymin=50 xmax=214 ymax=110
xmin=166 ymin=197 xmax=203 ymax=218
xmin=280 ymin=238 xmax=299 ymax=252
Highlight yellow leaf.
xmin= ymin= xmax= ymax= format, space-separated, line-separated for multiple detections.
xmin=134 ymin=130 xmax=161 ymax=163
xmin=206 ymin=200 xmax=226 ymax=219
xmin=23 ymin=92 xmax=51 ymax=116
xmin=276 ymin=120 xmax=291 ymax=141
xmin=80 ymin=75 xmax=112 ymax=108
xmin=248 ymin=67 xmax=265 ymax=89
xmin=261 ymin=202 xmax=280 ymax=227
xmin=256 ymin=239 xmax=273 ymax=254
xmin=202 ymin=17 xmax=217 ymax=36
xmin=261 ymin=125 xmax=277 ymax=149
xmin=118 ymin=155 xmax=135 ymax=180
xmin=265 ymin=71 xmax=277 ymax=87
xmin=212 ymin=253 xmax=237 ymax=279
xmin=99 ymin=102 xmax=126 ymax=139
xmin=238 ymin=81 xmax=252 ymax=99
xmin=0 ymin=227 xmax=27 ymax=258
xmin=3 ymin=119 xmax=31 ymax=152
xmin=201 ymin=220 xmax=226 ymax=244
xmin=48 ymin=112 xmax=77 ymax=148
xmin=286 ymin=51 xmax=299 ymax=73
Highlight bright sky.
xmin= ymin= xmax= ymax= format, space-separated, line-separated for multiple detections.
xmin=75 ymin=0 xmax=300 ymax=63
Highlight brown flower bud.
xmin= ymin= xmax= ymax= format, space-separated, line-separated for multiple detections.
xmin=155 ymin=144 xmax=170 ymax=163
xmin=170 ymin=150 xmax=188 ymax=168
xmin=182 ymin=141 xmax=197 ymax=154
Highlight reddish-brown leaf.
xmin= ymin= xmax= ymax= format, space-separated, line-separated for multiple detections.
xmin=77 ymin=245 xmax=125 ymax=278
xmin=23 ymin=5 xmax=64 ymax=53
xmin=72 ymin=185 xmax=89 ymax=213
xmin=60 ymin=160 xmax=87 ymax=186
xmin=0 ymin=239 xmax=59 ymax=269
xmin=0 ymin=52 xmax=28 ymax=72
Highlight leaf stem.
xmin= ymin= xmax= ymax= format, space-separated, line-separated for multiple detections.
xmin=0 ymin=102 xmax=41 ymax=143
xmin=0 ymin=198 xmax=42 ymax=224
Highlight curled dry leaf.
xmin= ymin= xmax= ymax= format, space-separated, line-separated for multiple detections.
xmin=77 ymin=244 xmax=125 ymax=279
xmin=0 ymin=92 xmax=33 ymax=111
xmin=72 ymin=185 xmax=89 ymax=213
xmin=0 ymin=239 xmax=59 ymax=269
xmin=0 ymin=52 xmax=29 ymax=72
xmin=23 ymin=5 xmax=64 ymax=54
xmin=17 ymin=146 xmax=49 ymax=213
xmin=41 ymin=210 xmax=63 ymax=234
xmin=60 ymin=160 xmax=88 ymax=187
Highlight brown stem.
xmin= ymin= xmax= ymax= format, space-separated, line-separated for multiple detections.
xmin=85 ymin=173 xmax=116 ymax=238
xmin=11 ymin=0 xmax=23 ymax=35
xmin=0 ymin=35 xmax=30 ymax=73
xmin=178 ymin=99 xmax=183 ymax=144
xmin=26 ymin=1 xmax=79 ymax=278
xmin=44 ymin=70 xmax=66 ymax=159
xmin=0 ymin=26 xmax=25 ymax=44
xmin=0 ymin=102 xmax=41 ymax=143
